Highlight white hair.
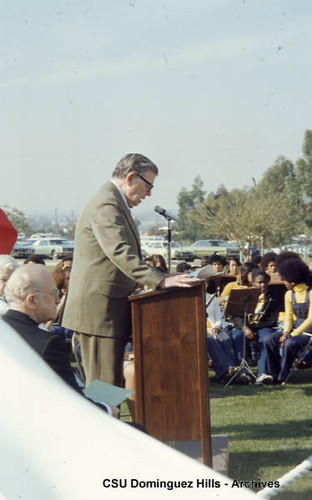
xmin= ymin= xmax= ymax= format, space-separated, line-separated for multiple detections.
xmin=0 ymin=255 xmax=19 ymax=274
xmin=4 ymin=264 xmax=45 ymax=306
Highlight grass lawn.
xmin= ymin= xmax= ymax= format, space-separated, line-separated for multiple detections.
xmin=120 ymin=367 xmax=312 ymax=497
xmin=209 ymin=368 xmax=312 ymax=498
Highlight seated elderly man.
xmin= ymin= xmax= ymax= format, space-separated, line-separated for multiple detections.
xmin=1 ymin=264 xmax=115 ymax=415
xmin=0 ymin=255 xmax=19 ymax=317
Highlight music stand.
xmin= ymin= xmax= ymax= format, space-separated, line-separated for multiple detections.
xmin=206 ymin=274 xmax=236 ymax=295
xmin=223 ymin=288 xmax=261 ymax=386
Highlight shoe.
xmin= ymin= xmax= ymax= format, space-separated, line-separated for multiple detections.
xmin=296 ymin=360 xmax=310 ymax=370
xmin=274 ymin=379 xmax=284 ymax=385
xmin=235 ymin=372 xmax=252 ymax=385
xmin=219 ymin=367 xmax=239 ymax=384
xmin=255 ymin=374 xmax=273 ymax=386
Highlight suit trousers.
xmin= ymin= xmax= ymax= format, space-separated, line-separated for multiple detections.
xmin=79 ymin=333 xmax=128 ymax=387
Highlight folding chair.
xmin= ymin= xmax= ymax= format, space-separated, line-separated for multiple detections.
xmin=284 ymin=333 xmax=312 ymax=384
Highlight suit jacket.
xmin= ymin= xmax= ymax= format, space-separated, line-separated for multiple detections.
xmin=62 ymin=181 xmax=163 ymax=337
xmin=2 ymin=309 xmax=82 ymax=393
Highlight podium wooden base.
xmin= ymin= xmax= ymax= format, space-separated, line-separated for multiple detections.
xmin=130 ymin=283 xmax=212 ymax=466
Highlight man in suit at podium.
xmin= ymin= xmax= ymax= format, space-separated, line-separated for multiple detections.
xmin=62 ymin=153 xmax=198 ymax=387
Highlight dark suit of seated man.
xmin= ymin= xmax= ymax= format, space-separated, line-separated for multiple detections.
xmin=2 ymin=264 xmax=114 ymax=414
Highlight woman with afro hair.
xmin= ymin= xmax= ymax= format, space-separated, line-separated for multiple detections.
xmin=263 ymin=258 xmax=312 ymax=384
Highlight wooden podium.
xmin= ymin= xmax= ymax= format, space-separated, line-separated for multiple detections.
xmin=129 ymin=282 xmax=212 ymax=466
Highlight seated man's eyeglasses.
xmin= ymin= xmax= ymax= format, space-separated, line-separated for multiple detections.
xmin=136 ymin=174 xmax=154 ymax=193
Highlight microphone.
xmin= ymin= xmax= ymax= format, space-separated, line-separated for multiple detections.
xmin=154 ymin=205 xmax=177 ymax=221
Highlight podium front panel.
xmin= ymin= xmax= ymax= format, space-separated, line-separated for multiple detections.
xmin=130 ymin=284 xmax=210 ymax=446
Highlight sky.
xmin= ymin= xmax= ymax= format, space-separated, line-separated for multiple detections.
xmin=1 ymin=0 xmax=312 ymax=220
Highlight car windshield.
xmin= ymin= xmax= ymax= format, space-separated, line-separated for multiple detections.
xmin=164 ymin=242 xmax=179 ymax=248
xmin=151 ymin=242 xmax=163 ymax=248
xmin=194 ymin=240 xmax=233 ymax=247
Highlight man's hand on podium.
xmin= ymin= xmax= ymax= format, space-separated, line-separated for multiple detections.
xmin=159 ymin=273 xmax=202 ymax=289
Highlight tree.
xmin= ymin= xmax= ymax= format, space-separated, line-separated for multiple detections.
xmin=176 ymin=129 xmax=312 ymax=254
xmin=294 ymin=129 xmax=312 ymax=230
xmin=257 ymin=155 xmax=294 ymax=194
xmin=191 ymin=185 xmax=297 ymax=259
xmin=3 ymin=205 xmax=33 ymax=235
xmin=176 ymin=175 xmax=207 ymax=241
xmin=256 ymin=155 xmax=306 ymax=235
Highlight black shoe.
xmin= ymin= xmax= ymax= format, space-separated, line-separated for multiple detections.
xmin=235 ymin=372 xmax=252 ymax=385
xmin=273 ymin=379 xmax=283 ymax=385
xmin=296 ymin=361 xmax=310 ymax=370
xmin=219 ymin=367 xmax=239 ymax=384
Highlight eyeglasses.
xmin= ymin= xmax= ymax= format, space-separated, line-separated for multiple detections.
xmin=136 ymin=174 xmax=154 ymax=193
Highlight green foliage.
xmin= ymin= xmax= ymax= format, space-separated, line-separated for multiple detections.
xmin=176 ymin=129 xmax=312 ymax=256
xmin=176 ymin=175 xmax=208 ymax=241
xmin=191 ymin=185 xmax=296 ymax=258
xmin=257 ymin=155 xmax=295 ymax=194
xmin=3 ymin=205 xmax=33 ymax=235
xmin=293 ymin=130 xmax=312 ymax=228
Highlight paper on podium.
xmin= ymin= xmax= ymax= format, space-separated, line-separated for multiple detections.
xmin=83 ymin=380 xmax=134 ymax=406
xmin=190 ymin=264 xmax=219 ymax=280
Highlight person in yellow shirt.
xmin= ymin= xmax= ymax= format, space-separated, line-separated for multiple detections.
xmin=263 ymin=258 xmax=312 ymax=384
xmin=218 ymin=262 xmax=257 ymax=370
xmin=218 ymin=261 xmax=256 ymax=311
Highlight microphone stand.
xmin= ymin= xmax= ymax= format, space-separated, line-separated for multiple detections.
xmin=165 ymin=215 xmax=172 ymax=273
xmin=154 ymin=206 xmax=176 ymax=273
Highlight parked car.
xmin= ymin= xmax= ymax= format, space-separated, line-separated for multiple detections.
xmin=186 ymin=239 xmax=240 ymax=259
xmin=144 ymin=241 xmax=195 ymax=261
xmin=11 ymin=240 xmax=35 ymax=259
xmin=30 ymin=238 xmax=74 ymax=260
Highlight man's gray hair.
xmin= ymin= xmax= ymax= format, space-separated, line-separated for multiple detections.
xmin=5 ymin=265 xmax=43 ymax=306
xmin=112 ymin=153 xmax=158 ymax=179
xmin=0 ymin=255 xmax=19 ymax=274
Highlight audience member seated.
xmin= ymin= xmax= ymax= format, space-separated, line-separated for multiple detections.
xmin=0 ymin=255 xmax=19 ymax=317
xmin=274 ymin=250 xmax=302 ymax=328
xmin=52 ymin=257 xmax=72 ymax=302
xmin=251 ymin=255 xmax=262 ymax=268
xmin=176 ymin=261 xmax=191 ymax=273
xmin=263 ymin=258 xmax=312 ymax=384
xmin=206 ymin=253 xmax=227 ymax=273
xmin=260 ymin=251 xmax=277 ymax=275
xmin=219 ymin=262 xmax=258 ymax=373
xmin=227 ymin=257 xmax=241 ymax=277
xmin=150 ymin=254 xmax=168 ymax=274
xmin=50 ymin=257 xmax=74 ymax=350
xmin=23 ymin=255 xmax=46 ymax=265
xmin=219 ymin=261 xmax=257 ymax=309
xmin=200 ymin=255 xmax=210 ymax=268
xmin=206 ymin=291 xmax=250 ymax=384
xmin=276 ymin=251 xmax=301 ymax=268
xmin=144 ymin=256 xmax=153 ymax=267
xmin=2 ymin=264 xmax=118 ymax=415
xmin=238 ymin=268 xmax=279 ymax=384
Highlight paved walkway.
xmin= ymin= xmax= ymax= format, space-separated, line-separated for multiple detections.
xmin=168 ymin=435 xmax=229 ymax=475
